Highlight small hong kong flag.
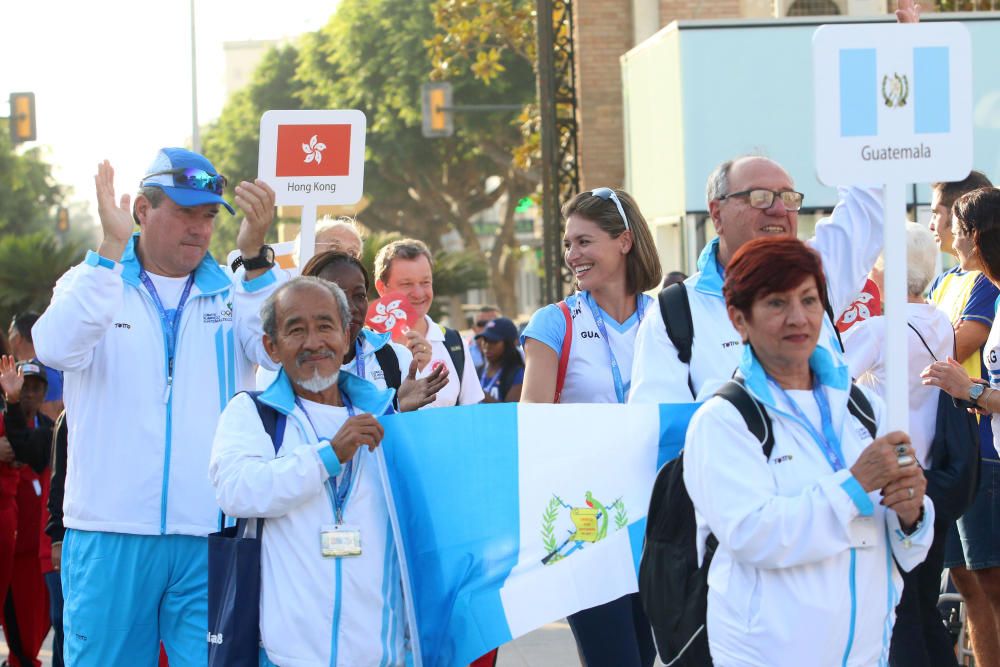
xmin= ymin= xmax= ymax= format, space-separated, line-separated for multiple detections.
xmin=275 ymin=124 xmax=351 ymax=177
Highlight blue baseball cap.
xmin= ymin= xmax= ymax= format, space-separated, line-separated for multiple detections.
xmin=140 ymin=147 xmax=235 ymax=215
xmin=475 ymin=317 xmax=519 ymax=342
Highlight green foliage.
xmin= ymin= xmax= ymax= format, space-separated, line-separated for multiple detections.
xmin=0 ymin=231 xmax=88 ymax=329
xmin=541 ymin=495 xmax=562 ymax=564
xmin=0 ymin=120 xmax=66 ymax=236
xmin=202 ymin=44 xmax=304 ymax=260
xmin=613 ymin=499 xmax=628 ymax=531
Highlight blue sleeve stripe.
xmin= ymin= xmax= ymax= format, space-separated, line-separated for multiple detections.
xmin=960 ymin=314 xmax=994 ymax=325
xmin=317 ymin=445 xmax=342 ymax=477
xmin=841 ymin=476 xmax=874 ymax=516
xmin=84 ymin=249 xmax=117 ymax=270
xmin=243 ymin=269 xmax=277 ymax=292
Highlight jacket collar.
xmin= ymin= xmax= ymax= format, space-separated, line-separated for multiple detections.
xmin=358 ymin=328 xmax=392 ymax=354
xmin=737 ymin=321 xmax=850 ymax=415
xmin=693 ymin=238 xmax=725 ymax=297
xmin=121 ymin=232 xmax=231 ymax=296
xmin=258 ymin=367 xmax=395 ymax=417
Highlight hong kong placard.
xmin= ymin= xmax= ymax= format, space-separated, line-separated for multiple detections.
xmin=813 ymin=23 xmax=972 ymax=186
xmin=258 ymin=109 xmax=367 ymax=205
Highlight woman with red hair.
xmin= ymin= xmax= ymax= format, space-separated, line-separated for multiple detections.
xmin=683 ymin=237 xmax=934 ymax=666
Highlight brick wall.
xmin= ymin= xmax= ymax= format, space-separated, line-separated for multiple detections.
xmin=659 ymin=0 xmax=741 ymax=21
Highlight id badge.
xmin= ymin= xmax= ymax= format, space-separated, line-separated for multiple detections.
xmin=321 ymin=524 xmax=362 ymax=558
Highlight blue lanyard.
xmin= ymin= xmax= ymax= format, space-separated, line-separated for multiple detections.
xmin=296 ymin=393 xmax=357 ymax=523
xmin=138 ymin=270 xmax=195 ymax=380
xmin=353 ymin=339 xmax=365 ymax=380
xmin=480 ymin=367 xmax=502 ymax=396
xmin=768 ymin=378 xmax=845 ymax=472
xmin=582 ymin=293 xmax=646 ymax=404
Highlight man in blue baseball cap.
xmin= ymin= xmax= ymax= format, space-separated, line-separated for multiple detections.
xmin=33 ymin=148 xmax=287 ymax=667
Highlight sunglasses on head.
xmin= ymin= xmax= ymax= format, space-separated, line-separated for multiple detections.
xmin=142 ymin=168 xmax=227 ymax=195
xmin=590 ymin=187 xmax=631 ymax=232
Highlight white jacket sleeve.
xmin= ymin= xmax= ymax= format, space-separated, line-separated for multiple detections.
xmin=628 ymin=302 xmax=696 ymax=404
xmin=842 ymin=318 xmax=883 ymax=381
xmin=684 ymin=398 xmax=880 ymax=570
xmin=809 ymin=186 xmax=884 ymax=318
xmin=886 ymin=498 xmax=936 ymax=572
xmin=33 ymin=256 xmax=125 ymax=372
xmin=232 ymin=266 xmax=289 ymax=371
xmin=210 ymin=393 xmax=334 ymax=518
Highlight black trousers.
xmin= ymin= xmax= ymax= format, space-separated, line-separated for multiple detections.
xmin=889 ymin=516 xmax=958 ymax=667
xmin=567 ymin=592 xmax=656 ymax=667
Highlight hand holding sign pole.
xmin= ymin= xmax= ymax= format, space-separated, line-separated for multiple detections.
xmin=257 ymin=110 xmax=367 ymax=267
xmin=814 ymin=22 xmax=972 ymax=432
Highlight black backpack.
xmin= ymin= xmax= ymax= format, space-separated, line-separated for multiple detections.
xmin=640 ymin=284 xmax=877 ymax=665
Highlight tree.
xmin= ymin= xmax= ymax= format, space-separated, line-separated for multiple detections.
xmin=200 ymin=0 xmax=536 ymax=315
xmin=201 ymin=45 xmax=305 ymax=260
xmin=0 ymin=120 xmax=66 ymax=236
xmin=0 ymin=231 xmax=88 ymax=330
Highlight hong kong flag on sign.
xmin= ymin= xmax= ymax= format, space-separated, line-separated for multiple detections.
xmin=275 ymin=124 xmax=351 ymax=177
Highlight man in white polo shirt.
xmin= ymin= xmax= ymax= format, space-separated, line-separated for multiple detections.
xmin=374 ymin=239 xmax=483 ymax=408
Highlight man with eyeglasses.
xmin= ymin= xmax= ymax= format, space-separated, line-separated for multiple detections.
xmin=629 ymin=155 xmax=884 ymax=403
xmin=32 ymin=147 xmax=287 ymax=667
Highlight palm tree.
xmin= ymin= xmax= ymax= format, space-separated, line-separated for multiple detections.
xmin=0 ymin=231 xmax=88 ymax=328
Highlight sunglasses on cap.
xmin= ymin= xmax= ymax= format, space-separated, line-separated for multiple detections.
xmin=142 ymin=168 xmax=228 ymax=195
xmin=590 ymin=187 xmax=631 ymax=232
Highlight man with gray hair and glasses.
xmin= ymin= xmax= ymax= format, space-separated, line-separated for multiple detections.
xmin=211 ymin=276 xmax=402 ymax=666
xmin=629 ymin=154 xmax=884 ymax=403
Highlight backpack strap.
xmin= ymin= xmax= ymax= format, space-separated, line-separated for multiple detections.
xmin=847 ymin=385 xmax=878 ymax=440
xmin=824 ymin=299 xmax=846 ymax=352
xmin=658 ymin=283 xmax=696 ymax=399
xmin=554 ymin=300 xmax=573 ymax=403
xmin=374 ymin=344 xmax=402 ymax=390
xmin=441 ymin=326 xmax=466 ymax=392
xmin=246 ymin=391 xmax=286 ymax=455
xmin=714 ymin=378 xmax=775 ymax=459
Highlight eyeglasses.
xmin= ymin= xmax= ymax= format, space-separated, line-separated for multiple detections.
xmin=142 ymin=168 xmax=227 ymax=195
xmin=590 ymin=187 xmax=631 ymax=231
xmin=717 ymin=189 xmax=804 ymax=212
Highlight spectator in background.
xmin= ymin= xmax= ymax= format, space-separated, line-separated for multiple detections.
xmin=929 ymin=171 xmax=1000 ymax=665
xmin=46 ymin=411 xmax=66 ymax=667
xmin=476 ymin=318 xmax=524 ymax=403
xmin=661 ymin=271 xmax=687 ymax=289
xmin=468 ymin=306 xmax=501 ymax=373
xmin=293 ymin=216 xmax=364 ymax=263
xmin=8 ymin=314 xmax=63 ymax=422
xmin=843 ymin=222 xmax=959 ymax=667
xmin=0 ymin=357 xmax=54 ymax=667
xmin=374 ymin=239 xmax=484 ymax=408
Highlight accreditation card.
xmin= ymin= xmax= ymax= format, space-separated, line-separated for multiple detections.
xmin=321 ymin=524 xmax=362 ymax=558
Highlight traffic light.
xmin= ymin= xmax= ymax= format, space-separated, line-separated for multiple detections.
xmin=56 ymin=207 xmax=69 ymax=233
xmin=9 ymin=92 xmax=36 ymax=144
xmin=421 ymin=83 xmax=453 ymax=138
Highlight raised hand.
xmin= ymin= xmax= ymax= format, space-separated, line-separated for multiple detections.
xmin=0 ymin=355 xmax=23 ymax=403
xmin=397 ymin=358 xmax=450 ymax=412
xmin=328 ymin=413 xmax=385 ymax=463
xmin=404 ymin=330 xmax=433 ymax=371
xmin=235 ymin=179 xmax=277 ymax=267
xmin=895 ymin=0 xmax=920 ymax=23
xmin=95 ymin=160 xmax=134 ymax=261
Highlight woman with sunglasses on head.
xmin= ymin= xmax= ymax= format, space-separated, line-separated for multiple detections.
xmin=520 ymin=188 xmax=662 ymax=666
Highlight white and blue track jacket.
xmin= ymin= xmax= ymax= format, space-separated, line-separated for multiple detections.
xmin=33 ymin=236 xmax=284 ymax=537
xmin=630 ymin=186 xmax=884 ymax=404
xmin=210 ymin=370 xmax=407 ymax=667
xmin=684 ymin=345 xmax=935 ymax=667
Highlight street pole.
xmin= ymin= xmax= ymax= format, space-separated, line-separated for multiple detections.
xmin=536 ymin=0 xmax=561 ymax=305
xmin=190 ymin=0 xmax=201 ymax=153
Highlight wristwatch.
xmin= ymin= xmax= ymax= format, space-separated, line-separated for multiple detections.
xmin=969 ymin=383 xmax=986 ymax=406
xmin=231 ymin=245 xmax=275 ymax=272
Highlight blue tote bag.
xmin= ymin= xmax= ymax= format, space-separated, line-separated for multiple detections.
xmin=208 ymin=393 xmax=286 ymax=666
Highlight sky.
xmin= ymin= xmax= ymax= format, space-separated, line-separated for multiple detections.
xmin=2 ymin=0 xmax=338 ymax=223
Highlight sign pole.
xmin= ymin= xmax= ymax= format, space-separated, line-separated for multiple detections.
xmin=298 ymin=204 xmax=317 ymax=268
xmin=882 ymin=181 xmax=909 ymax=432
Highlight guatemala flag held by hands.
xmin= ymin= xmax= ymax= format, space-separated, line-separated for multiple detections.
xmin=376 ymin=402 xmax=697 ymax=667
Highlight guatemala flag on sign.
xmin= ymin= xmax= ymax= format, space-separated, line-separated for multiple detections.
xmin=376 ymin=402 xmax=697 ymax=667
xmin=839 ymin=44 xmax=951 ymax=137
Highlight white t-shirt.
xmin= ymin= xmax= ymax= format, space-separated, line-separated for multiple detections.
xmin=145 ymin=272 xmax=192 ymax=311
xmin=843 ymin=303 xmax=954 ymax=467
xmin=521 ymin=292 xmax=653 ymax=404
xmin=416 ymin=315 xmax=485 ymax=408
